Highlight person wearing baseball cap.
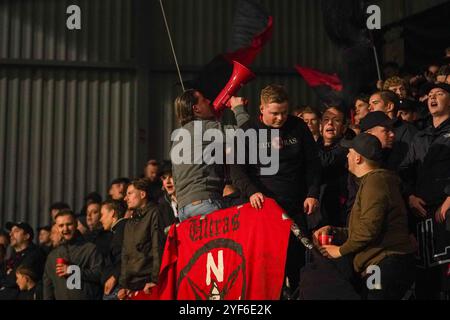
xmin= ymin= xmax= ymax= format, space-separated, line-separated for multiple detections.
xmin=368 ymin=90 xmax=419 ymax=171
xmin=315 ymin=133 xmax=415 ymax=300
xmin=359 ymin=111 xmax=401 ymax=169
xmin=428 ymin=82 xmax=450 ymax=95
xmin=399 ymin=80 xmax=450 ymax=299
xmin=397 ymin=99 xmax=419 ymax=124
xmin=0 ymin=222 xmax=44 ymax=300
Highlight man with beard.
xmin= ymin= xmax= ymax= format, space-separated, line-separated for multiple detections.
xmin=43 ymin=210 xmax=104 ymax=299
xmin=0 ymin=222 xmax=44 ymax=300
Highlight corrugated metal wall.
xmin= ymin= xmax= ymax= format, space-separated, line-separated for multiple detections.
xmin=0 ymin=0 xmax=137 ymax=230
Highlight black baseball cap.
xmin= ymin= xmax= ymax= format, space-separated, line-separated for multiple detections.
xmin=398 ymin=99 xmax=418 ymax=112
xmin=5 ymin=221 xmax=34 ymax=239
xmin=427 ymin=83 xmax=450 ymax=95
xmin=359 ymin=111 xmax=396 ymax=132
xmin=38 ymin=225 xmax=51 ymax=233
xmin=340 ymin=133 xmax=383 ymax=163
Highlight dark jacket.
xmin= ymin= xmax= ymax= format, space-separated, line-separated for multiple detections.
xmin=101 ymin=218 xmax=127 ymax=284
xmin=399 ymin=117 xmax=450 ymax=208
xmin=231 ymin=106 xmax=322 ymax=210
xmin=84 ymin=228 xmax=113 ymax=259
xmin=158 ymin=193 xmax=178 ymax=232
xmin=17 ymin=282 xmax=43 ymax=300
xmin=43 ymin=235 xmax=104 ymax=300
xmin=317 ymin=138 xmax=349 ymax=227
xmin=120 ymin=203 xmax=163 ymax=290
xmin=0 ymin=243 xmax=44 ymax=289
xmin=337 ymin=169 xmax=414 ymax=273
xmin=386 ymin=118 xmax=418 ymax=171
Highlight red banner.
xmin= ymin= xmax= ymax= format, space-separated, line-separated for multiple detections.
xmin=295 ymin=65 xmax=343 ymax=92
xmin=157 ymin=198 xmax=292 ymax=300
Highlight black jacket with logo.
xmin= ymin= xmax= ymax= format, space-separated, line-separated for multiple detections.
xmin=231 ymin=106 xmax=322 ymax=211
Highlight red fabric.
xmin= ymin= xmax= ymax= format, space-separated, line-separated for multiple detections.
xmin=158 ymin=198 xmax=292 ymax=300
xmin=295 ymin=65 xmax=343 ymax=92
xmin=224 ymin=16 xmax=273 ymax=66
xmin=128 ymin=287 xmax=159 ymax=300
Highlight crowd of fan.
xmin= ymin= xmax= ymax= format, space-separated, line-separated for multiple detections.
xmin=0 ymin=48 xmax=449 ymax=300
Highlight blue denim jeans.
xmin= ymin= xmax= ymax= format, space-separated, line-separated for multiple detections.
xmin=178 ymin=199 xmax=223 ymax=222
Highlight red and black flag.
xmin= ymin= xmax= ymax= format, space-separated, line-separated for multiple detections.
xmin=295 ymin=65 xmax=344 ymax=109
xmin=321 ymin=0 xmax=378 ymax=107
xmin=157 ymin=198 xmax=292 ymax=300
xmin=186 ymin=0 xmax=273 ymax=101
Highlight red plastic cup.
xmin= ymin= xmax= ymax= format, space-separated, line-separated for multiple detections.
xmin=56 ymin=258 xmax=68 ymax=265
xmin=318 ymin=234 xmax=333 ymax=246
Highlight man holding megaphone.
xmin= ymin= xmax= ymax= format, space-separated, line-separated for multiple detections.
xmin=171 ymin=87 xmax=261 ymax=222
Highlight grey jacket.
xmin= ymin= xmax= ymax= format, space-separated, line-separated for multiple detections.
xmin=43 ymin=235 xmax=104 ymax=300
xmin=171 ymin=120 xmax=227 ymax=208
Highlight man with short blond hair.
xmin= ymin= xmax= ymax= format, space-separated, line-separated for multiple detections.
xmin=230 ymin=83 xmax=322 ymax=294
xmin=260 ymin=83 xmax=290 ymax=105
xmin=383 ymin=76 xmax=408 ymax=99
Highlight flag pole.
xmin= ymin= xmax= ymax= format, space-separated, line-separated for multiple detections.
xmin=372 ymin=45 xmax=382 ymax=81
xmin=282 ymin=213 xmax=313 ymax=250
xmin=159 ymin=0 xmax=185 ymax=91
xmin=368 ymin=31 xmax=382 ymax=81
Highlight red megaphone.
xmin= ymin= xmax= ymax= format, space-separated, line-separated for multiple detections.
xmin=212 ymin=60 xmax=256 ymax=114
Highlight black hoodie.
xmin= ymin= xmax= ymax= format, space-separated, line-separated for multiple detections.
xmin=231 ymin=106 xmax=322 ymax=210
